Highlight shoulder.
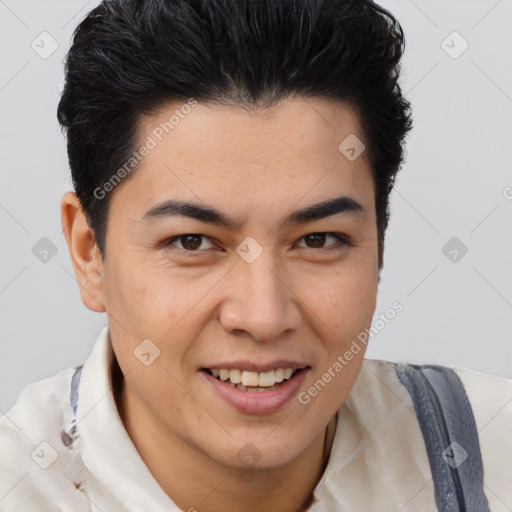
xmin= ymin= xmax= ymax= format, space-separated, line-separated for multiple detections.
xmin=361 ymin=358 xmax=512 ymax=444
xmin=451 ymin=365 xmax=512 ymax=428
xmin=361 ymin=358 xmax=512 ymax=415
xmin=0 ymin=366 xmax=90 ymax=511
xmin=0 ymin=366 xmax=78 ymax=447
xmin=362 ymin=359 xmax=512 ymax=508
xmin=452 ymin=365 xmax=512 ymax=506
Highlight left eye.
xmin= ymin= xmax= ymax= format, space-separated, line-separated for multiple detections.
xmin=296 ymin=233 xmax=349 ymax=250
xmin=162 ymin=232 xmax=349 ymax=253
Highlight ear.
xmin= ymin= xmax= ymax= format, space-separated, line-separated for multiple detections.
xmin=61 ymin=191 xmax=106 ymax=313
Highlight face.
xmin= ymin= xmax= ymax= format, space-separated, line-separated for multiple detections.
xmin=84 ymin=96 xmax=378 ymax=469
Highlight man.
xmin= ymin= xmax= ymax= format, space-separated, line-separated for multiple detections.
xmin=1 ymin=0 xmax=510 ymax=510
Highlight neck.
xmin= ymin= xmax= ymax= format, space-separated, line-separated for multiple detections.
xmin=114 ymin=373 xmax=337 ymax=512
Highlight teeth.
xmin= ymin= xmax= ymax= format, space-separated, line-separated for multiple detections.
xmin=241 ymin=371 xmax=260 ymax=386
xmin=246 ymin=385 xmax=280 ymax=392
xmin=283 ymin=368 xmax=293 ymax=380
xmin=209 ymin=367 xmax=299 ymax=387
xmin=229 ymin=369 xmax=242 ymax=384
xmin=227 ymin=382 xmax=280 ymax=392
xmin=258 ymin=370 xmax=275 ymax=387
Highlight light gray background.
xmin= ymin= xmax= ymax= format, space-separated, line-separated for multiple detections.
xmin=1 ymin=0 xmax=511 ymax=413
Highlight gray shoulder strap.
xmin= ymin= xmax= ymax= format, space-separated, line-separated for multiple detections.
xmin=394 ymin=363 xmax=490 ymax=512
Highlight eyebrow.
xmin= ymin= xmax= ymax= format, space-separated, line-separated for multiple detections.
xmin=141 ymin=195 xmax=366 ymax=230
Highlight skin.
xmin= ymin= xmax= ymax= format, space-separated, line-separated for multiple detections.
xmin=61 ymin=95 xmax=379 ymax=512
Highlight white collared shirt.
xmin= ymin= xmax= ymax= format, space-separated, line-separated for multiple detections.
xmin=1 ymin=326 xmax=510 ymax=511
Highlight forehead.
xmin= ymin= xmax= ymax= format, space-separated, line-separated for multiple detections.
xmin=110 ymin=96 xmax=374 ymax=221
xmin=138 ymin=95 xmax=367 ymax=162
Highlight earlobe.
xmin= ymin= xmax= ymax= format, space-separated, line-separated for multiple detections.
xmin=60 ymin=191 xmax=106 ymax=313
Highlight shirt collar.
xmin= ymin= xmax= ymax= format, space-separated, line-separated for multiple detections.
xmin=76 ymin=325 xmax=366 ymax=511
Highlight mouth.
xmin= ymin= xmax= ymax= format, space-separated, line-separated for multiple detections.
xmin=201 ymin=367 xmax=307 ymax=392
xmin=199 ymin=366 xmax=311 ymax=414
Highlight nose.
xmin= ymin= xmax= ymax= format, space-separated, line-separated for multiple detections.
xmin=218 ymin=253 xmax=302 ymax=342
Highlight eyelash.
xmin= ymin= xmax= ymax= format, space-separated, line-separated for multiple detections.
xmin=161 ymin=232 xmax=352 ymax=255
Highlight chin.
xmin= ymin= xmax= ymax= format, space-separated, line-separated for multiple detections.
xmin=219 ymin=433 xmax=310 ymax=471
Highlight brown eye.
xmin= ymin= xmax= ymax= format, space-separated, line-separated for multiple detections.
xmin=179 ymin=235 xmax=202 ymax=250
xmin=164 ymin=234 xmax=215 ymax=252
xmin=298 ymin=233 xmax=349 ymax=250
xmin=304 ymin=233 xmax=327 ymax=248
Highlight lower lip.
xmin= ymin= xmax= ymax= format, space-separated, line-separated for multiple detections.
xmin=200 ymin=368 xmax=309 ymax=415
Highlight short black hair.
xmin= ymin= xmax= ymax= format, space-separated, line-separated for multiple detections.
xmin=57 ymin=0 xmax=413 ymax=269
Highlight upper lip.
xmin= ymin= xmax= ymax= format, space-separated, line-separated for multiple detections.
xmin=201 ymin=360 xmax=310 ymax=372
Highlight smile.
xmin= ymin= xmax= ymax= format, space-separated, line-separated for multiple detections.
xmin=204 ymin=367 xmax=301 ymax=391
xmin=200 ymin=366 xmax=310 ymax=414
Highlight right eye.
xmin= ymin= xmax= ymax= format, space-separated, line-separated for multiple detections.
xmin=162 ymin=234 xmax=217 ymax=253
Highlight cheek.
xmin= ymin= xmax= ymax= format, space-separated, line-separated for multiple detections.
xmin=104 ymin=265 xmax=172 ymax=320
xmin=298 ymin=263 xmax=377 ymax=333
